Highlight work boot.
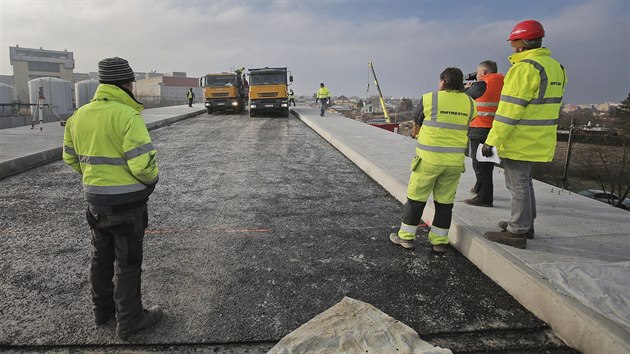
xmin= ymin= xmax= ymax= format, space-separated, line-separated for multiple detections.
xmin=463 ymin=197 xmax=493 ymax=207
xmin=117 ymin=305 xmax=163 ymax=340
xmin=470 ymin=187 xmax=477 ymax=195
xmin=389 ymin=233 xmax=415 ymax=250
xmin=498 ymin=221 xmax=534 ymax=239
xmin=432 ymin=244 xmax=447 ymax=254
xmin=94 ymin=307 xmax=116 ymax=326
xmin=483 ymin=230 xmax=527 ymax=249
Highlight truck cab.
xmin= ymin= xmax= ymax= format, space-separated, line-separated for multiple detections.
xmin=199 ymin=72 xmax=247 ymax=114
xmin=248 ymin=67 xmax=293 ymax=117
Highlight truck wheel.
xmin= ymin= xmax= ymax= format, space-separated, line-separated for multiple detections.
xmin=207 ymin=108 xmax=212 ymax=114
xmin=283 ymin=108 xmax=290 ymax=117
xmin=249 ymin=109 xmax=256 ymax=117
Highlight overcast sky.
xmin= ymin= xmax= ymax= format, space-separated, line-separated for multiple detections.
xmin=1 ymin=0 xmax=628 ymax=104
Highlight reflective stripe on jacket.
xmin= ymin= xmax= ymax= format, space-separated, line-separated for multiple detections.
xmin=470 ymin=73 xmax=504 ymax=128
xmin=316 ymin=87 xmax=330 ymax=99
xmin=486 ymin=48 xmax=567 ymax=162
xmin=416 ymin=90 xmax=476 ymax=166
xmin=63 ymin=84 xmax=158 ymax=202
xmin=187 ymin=90 xmax=194 ymax=99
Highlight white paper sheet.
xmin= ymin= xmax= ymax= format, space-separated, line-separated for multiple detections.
xmin=476 ymin=144 xmax=501 ymax=164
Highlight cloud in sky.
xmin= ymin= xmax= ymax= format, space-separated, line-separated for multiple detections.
xmin=0 ymin=0 xmax=628 ymax=104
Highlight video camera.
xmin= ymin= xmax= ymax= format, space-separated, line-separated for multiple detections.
xmin=464 ymin=72 xmax=477 ymax=81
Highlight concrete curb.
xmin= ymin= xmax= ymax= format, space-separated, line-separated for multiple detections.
xmin=291 ymin=108 xmax=630 ymax=354
xmin=0 ymin=110 xmax=206 ymax=180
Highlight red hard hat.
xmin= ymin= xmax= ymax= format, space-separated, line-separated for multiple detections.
xmin=508 ymin=20 xmax=545 ymax=41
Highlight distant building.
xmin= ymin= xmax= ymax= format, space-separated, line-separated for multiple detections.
xmin=9 ymin=45 xmax=75 ymax=103
xmin=135 ymin=73 xmax=202 ymax=107
xmin=73 ymin=72 xmax=91 ymax=83
xmin=0 ymin=75 xmax=13 ymax=86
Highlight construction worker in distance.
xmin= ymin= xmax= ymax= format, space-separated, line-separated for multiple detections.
xmin=315 ymin=83 xmax=331 ymax=117
xmin=186 ymin=87 xmax=195 ymax=107
xmin=482 ymin=20 xmax=567 ymax=249
xmin=463 ymin=60 xmax=504 ymax=207
xmin=390 ymin=67 xmax=476 ymax=253
xmin=288 ymin=89 xmax=296 ymax=107
xmin=62 ymin=57 xmax=162 ymax=340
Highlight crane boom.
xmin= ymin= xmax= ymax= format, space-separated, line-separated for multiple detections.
xmin=368 ymin=62 xmax=391 ymax=123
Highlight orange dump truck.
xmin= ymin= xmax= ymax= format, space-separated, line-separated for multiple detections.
xmin=248 ymin=67 xmax=293 ymax=117
xmin=199 ymin=71 xmax=247 ymax=114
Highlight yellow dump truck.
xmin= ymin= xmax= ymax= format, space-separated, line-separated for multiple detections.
xmin=199 ymin=71 xmax=247 ymax=114
xmin=248 ymin=67 xmax=293 ymax=117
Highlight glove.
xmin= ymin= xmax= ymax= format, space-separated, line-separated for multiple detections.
xmin=315 ymin=98 xmax=319 ymax=103
xmin=481 ymin=143 xmax=493 ymax=157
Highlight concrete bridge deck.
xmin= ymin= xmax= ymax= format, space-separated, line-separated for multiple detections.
xmin=292 ymin=107 xmax=630 ymax=354
xmin=0 ymin=105 xmax=628 ymax=353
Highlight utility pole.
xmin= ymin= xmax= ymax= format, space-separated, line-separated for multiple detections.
xmin=561 ymin=117 xmax=576 ymax=189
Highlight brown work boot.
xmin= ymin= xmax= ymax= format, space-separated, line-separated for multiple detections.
xmin=389 ymin=233 xmax=415 ymax=250
xmin=117 ymin=305 xmax=163 ymax=340
xmin=463 ymin=197 xmax=493 ymax=207
xmin=484 ymin=230 xmax=527 ymax=249
xmin=498 ymin=221 xmax=534 ymax=239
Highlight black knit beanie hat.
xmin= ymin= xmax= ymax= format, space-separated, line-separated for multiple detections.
xmin=98 ymin=57 xmax=135 ymax=85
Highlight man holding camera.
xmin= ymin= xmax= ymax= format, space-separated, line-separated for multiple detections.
xmin=482 ymin=20 xmax=567 ymax=249
xmin=463 ymin=61 xmax=504 ymax=207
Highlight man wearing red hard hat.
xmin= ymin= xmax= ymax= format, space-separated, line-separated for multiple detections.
xmin=481 ymin=20 xmax=567 ymax=249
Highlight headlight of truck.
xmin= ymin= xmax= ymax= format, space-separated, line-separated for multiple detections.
xmin=231 ymin=101 xmax=239 ymax=106
xmin=205 ymin=102 xmax=210 ymax=107
xmin=281 ymin=103 xmax=288 ymax=107
xmin=250 ymin=104 xmax=256 ymax=109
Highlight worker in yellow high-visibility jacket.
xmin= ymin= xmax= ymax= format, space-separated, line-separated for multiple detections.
xmin=62 ymin=57 xmax=162 ymax=339
xmin=315 ymin=83 xmax=331 ymax=117
xmin=390 ymin=67 xmax=476 ymax=253
xmin=482 ymin=20 xmax=567 ymax=249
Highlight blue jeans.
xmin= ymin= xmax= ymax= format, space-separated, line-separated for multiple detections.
xmin=319 ymin=99 xmax=328 ymax=116
xmin=502 ymin=158 xmax=536 ymax=234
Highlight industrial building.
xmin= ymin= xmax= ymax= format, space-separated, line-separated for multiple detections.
xmin=135 ymin=73 xmax=202 ymax=107
xmin=9 ymin=46 xmax=75 ymax=104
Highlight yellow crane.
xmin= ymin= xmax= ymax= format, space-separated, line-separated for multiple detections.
xmin=368 ymin=62 xmax=392 ymax=123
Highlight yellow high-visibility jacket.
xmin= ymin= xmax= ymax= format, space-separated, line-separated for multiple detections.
xmin=316 ymin=87 xmax=330 ymax=99
xmin=63 ymin=84 xmax=158 ymax=205
xmin=486 ymin=48 xmax=567 ymax=162
xmin=416 ymin=90 xmax=476 ymax=166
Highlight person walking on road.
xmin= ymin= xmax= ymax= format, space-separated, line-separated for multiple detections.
xmin=463 ymin=60 xmax=504 ymax=207
xmin=482 ymin=20 xmax=567 ymax=249
xmin=390 ymin=68 xmax=476 ymax=253
xmin=186 ymin=88 xmax=195 ymax=107
xmin=288 ymin=89 xmax=296 ymax=107
xmin=315 ymin=83 xmax=331 ymax=117
xmin=62 ymin=57 xmax=163 ymax=340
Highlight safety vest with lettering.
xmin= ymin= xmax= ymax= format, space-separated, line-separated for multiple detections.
xmin=486 ymin=48 xmax=567 ymax=162
xmin=63 ymin=84 xmax=158 ymax=204
xmin=416 ymin=90 xmax=476 ymax=166
xmin=470 ymin=73 xmax=504 ymax=128
xmin=316 ymin=87 xmax=330 ymax=99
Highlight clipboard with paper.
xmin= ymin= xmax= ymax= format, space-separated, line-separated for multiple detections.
xmin=476 ymin=144 xmax=501 ymax=164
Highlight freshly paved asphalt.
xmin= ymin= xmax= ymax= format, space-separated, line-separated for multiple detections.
xmin=0 ymin=111 xmax=577 ymax=353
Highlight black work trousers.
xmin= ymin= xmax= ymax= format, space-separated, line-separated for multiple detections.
xmin=86 ymin=203 xmax=148 ymax=327
xmin=188 ymin=98 xmax=193 ymax=107
xmin=469 ymin=138 xmax=495 ymax=204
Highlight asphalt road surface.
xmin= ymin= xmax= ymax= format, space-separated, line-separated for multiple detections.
xmin=0 ymin=111 xmax=578 ymax=353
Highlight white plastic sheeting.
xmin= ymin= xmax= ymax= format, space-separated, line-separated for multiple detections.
xmin=269 ymin=297 xmax=452 ymax=354
xmin=531 ymin=261 xmax=630 ymax=330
